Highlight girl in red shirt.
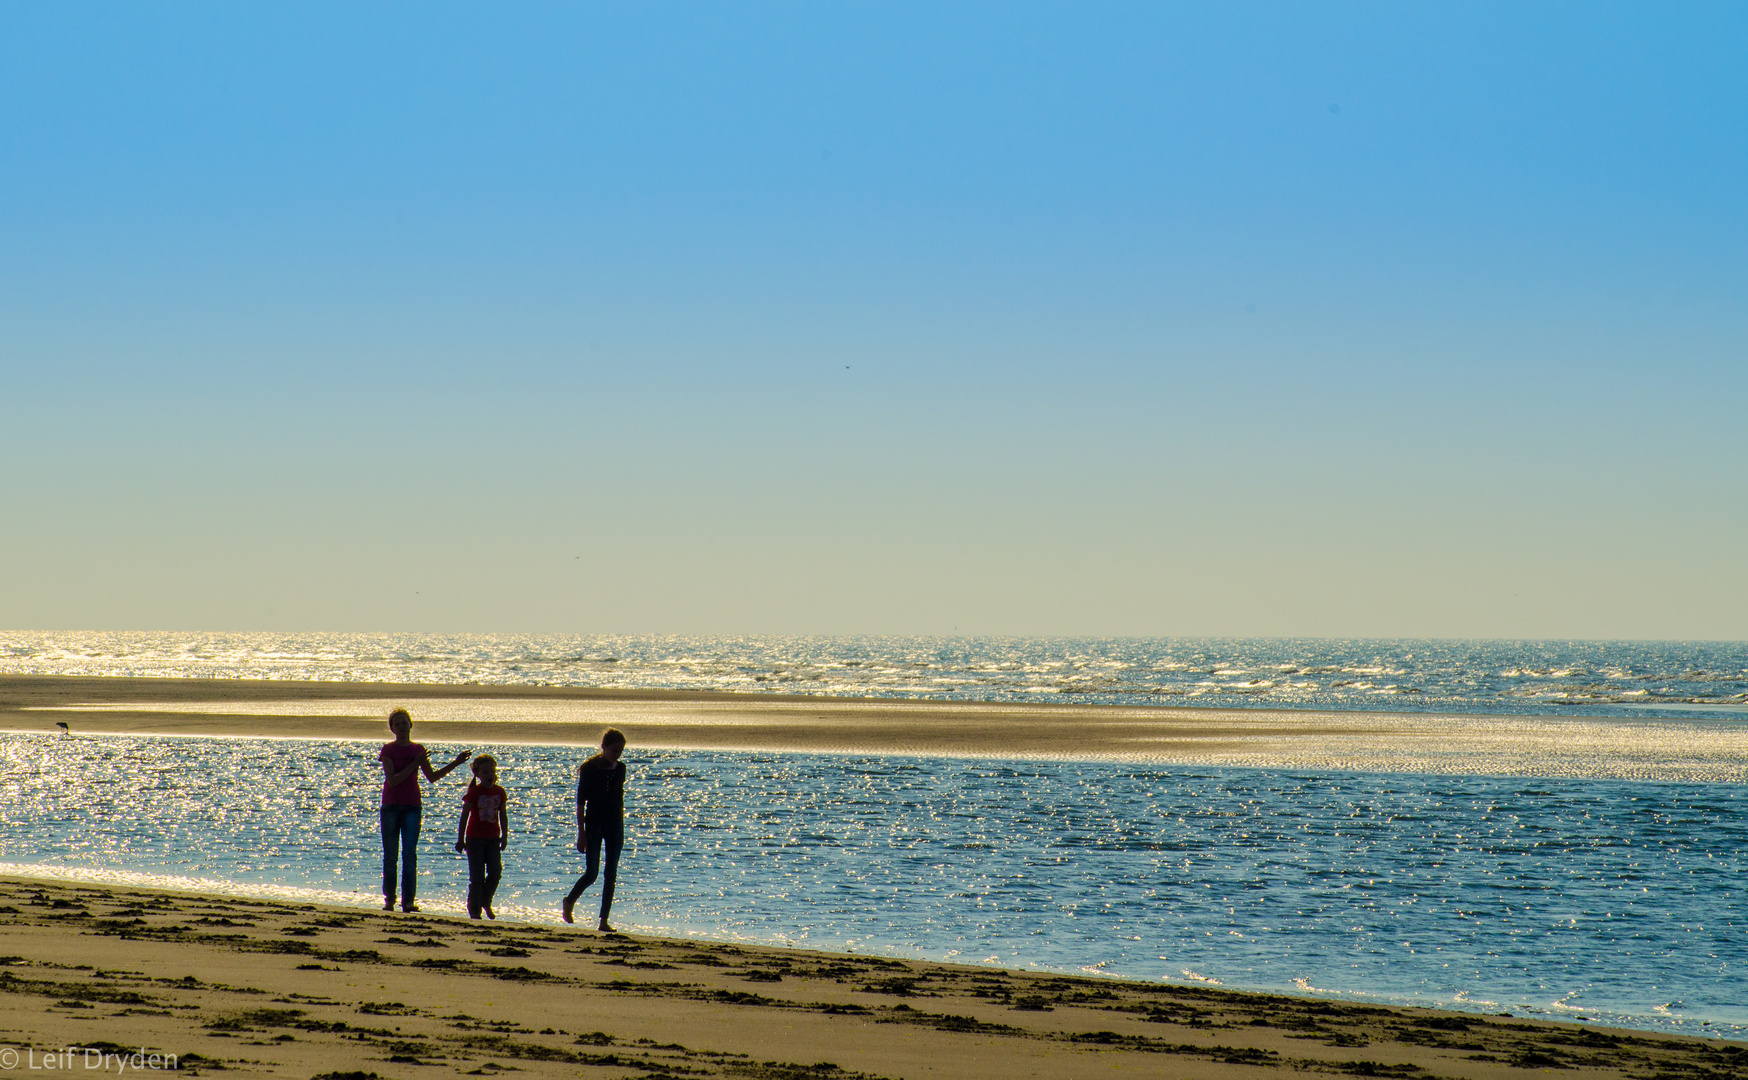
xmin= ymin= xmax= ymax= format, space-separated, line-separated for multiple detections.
xmin=455 ymin=754 xmax=509 ymax=919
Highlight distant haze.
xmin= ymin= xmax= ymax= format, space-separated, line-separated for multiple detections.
xmin=2 ymin=4 xmax=1744 ymax=639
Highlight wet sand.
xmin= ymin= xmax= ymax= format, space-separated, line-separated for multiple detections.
xmin=4 ymin=674 xmax=1747 ymax=780
xmin=2 ymin=875 xmax=1741 ymax=1080
xmin=0 ymin=674 xmax=1348 ymax=755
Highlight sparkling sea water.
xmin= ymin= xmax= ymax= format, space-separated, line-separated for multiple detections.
xmin=4 ymin=631 xmax=1746 ymax=717
xmin=0 ymin=633 xmax=1743 ymax=1039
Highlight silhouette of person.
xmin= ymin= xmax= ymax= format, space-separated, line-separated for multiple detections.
xmin=562 ymin=728 xmax=627 ymax=931
xmin=454 ymin=754 xmax=509 ymax=919
xmin=378 ymin=707 xmax=470 ymax=912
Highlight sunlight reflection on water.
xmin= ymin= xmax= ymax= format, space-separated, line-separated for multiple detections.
xmin=4 ymin=632 xmax=1746 ymax=717
xmin=0 ymin=732 xmax=1741 ymax=1040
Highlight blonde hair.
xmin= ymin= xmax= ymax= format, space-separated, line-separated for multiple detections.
xmin=468 ymin=754 xmax=497 ymax=791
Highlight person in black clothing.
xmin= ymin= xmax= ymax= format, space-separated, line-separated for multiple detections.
xmin=562 ymin=728 xmax=627 ymax=931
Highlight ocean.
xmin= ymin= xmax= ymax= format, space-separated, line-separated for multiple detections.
xmin=4 ymin=631 xmax=1747 ymax=717
xmin=1 ymin=632 xmax=1743 ymax=1039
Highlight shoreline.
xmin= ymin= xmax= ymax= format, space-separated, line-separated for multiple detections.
xmin=0 ymin=860 xmax=1731 ymax=1041
xmin=4 ymin=674 xmax=1747 ymax=780
xmin=2 ymin=874 xmax=1741 ymax=1080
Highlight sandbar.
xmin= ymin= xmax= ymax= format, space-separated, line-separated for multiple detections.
xmin=3 ymin=675 xmax=1747 ymax=780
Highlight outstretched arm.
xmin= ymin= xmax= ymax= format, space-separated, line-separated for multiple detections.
xmin=422 ymin=748 xmax=472 ymax=782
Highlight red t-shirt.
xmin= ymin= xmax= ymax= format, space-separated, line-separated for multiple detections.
xmin=462 ymin=784 xmax=506 ymax=839
xmin=379 ymin=742 xmax=425 ymax=806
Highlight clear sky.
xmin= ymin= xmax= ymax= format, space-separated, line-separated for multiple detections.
xmin=2 ymin=3 xmax=1744 ymax=639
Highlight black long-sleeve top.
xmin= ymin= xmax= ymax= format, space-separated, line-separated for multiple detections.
xmin=576 ymin=754 xmax=625 ymax=832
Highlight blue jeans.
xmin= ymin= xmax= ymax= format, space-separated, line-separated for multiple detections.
xmin=380 ymin=804 xmax=422 ymax=907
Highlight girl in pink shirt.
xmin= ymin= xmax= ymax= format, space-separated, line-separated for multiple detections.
xmin=378 ymin=708 xmax=470 ymax=913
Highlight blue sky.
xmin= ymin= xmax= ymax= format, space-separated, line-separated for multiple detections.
xmin=2 ymin=2 xmax=1744 ymax=638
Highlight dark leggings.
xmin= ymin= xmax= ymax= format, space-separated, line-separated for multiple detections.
xmin=565 ymin=825 xmax=623 ymax=921
xmin=380 ymin=804 xmax=421 ymax=907
xmin=465 ymin=837 xmax=503 ymax=916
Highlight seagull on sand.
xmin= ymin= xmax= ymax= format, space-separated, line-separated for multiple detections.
xmin=55 ymin=721 xmax=69 ymax=737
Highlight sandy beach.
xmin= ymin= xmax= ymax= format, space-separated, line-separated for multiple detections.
xmin=4 ymin=674 xmax=1747 ymax=781
xmin=2 ymin=874 xmax=1742 ymax=1080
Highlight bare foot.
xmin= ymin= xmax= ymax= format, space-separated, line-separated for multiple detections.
xmin=401 ymin=903 xmax=420 ymax=913
xmin=382 ymin=899 xmax=394 ymax=912
xmin=561 ymin=898 xmax=575 ymax=924
xmin=597 ymin=919 xmax=615 ymax=933
xmin=484 ymin=905 xmax=496 ymax=920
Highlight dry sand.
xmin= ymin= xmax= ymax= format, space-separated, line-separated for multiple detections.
xmin=3 ymin=876 xmax=1742 ymax=1080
